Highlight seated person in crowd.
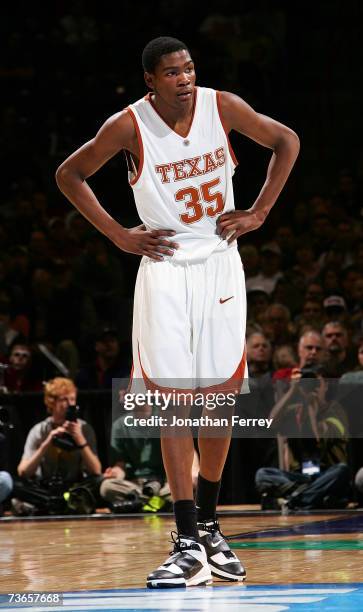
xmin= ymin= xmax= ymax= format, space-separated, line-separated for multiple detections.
xmin=273 ymin=344 xmax=296 ymax=371
xmin=246 ymin=242 xmax=283 ymax=295
xmin=256 ymin=366 xmax=350 ymax=510
xmin=76 ymin=327 xmax=129 ymax=389
xmin=322 ymin=320 xmax=355 ymax=376
xmin=246 ymin=332 xmax=272 ymax=378
xmin=262 ymin=303 xmax=295 ymax=348
xmin=0 ymin=427 xmax=13 ymax=515
xmin=12 ymin=377 xmax=101 ymax=515
xmin=101 ymin=402 xmax=199 ymax=513
xmin=273 ymin=329 xmax=324 ymax=383
xmin=1 ymin=342 xmax=43 ymax=393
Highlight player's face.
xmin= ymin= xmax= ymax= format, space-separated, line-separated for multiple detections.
xmin=145 ymin=50 xmax=196 ymax=108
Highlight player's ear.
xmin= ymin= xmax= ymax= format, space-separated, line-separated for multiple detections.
xmin=144 ymin=71 xmax=154 ymax=91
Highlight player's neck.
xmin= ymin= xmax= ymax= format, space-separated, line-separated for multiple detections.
xmin=150 ymin=90 xmax=195 ymax=126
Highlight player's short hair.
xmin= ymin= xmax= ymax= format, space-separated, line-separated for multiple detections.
xmin=142 ymin=36 xmax=190 ymax=73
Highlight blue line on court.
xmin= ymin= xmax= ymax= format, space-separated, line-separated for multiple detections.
xmin=1 ymin=583 xmax=362 ymax=611
xmin=229 ymin=514 xmax=363 ymax=540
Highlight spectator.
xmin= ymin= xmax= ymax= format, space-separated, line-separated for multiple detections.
xmin=295 ymin=300 xmax=325 ymax=335
xmin=246 ymin=287 xmax=270 ymax=331
xmin=0 ymin=427 xmax=13 ymax=515
xmin=256 ymin=368 xmax=350 ymax=510
xmin=0 ymin=295 xmax=21 ymax=355
xmin=12 ymin=377 xmax=101 ymax=515
xmin=322 ymin=321 xmax=355 ymax=377
xmin=320 ymin=265 xmax=341 ymax=295
xmin=246 ymin=242 xmax=283 ymax=295
xmin=2 ymin=342 xmax=42 ymax=392
xmin=76 ymin=327 xmax=129 ymax=389
xmin=72 ymin=234 xmax=125 ymax=322
xmin=351 ymin=277 xmax=363 ymax=333
xmin=322 ymin=295 xmax=348 ymax=325
xmin=340 ymin=266 xmax=362 ymax=309
xmin=238 ymin=244 xmax=259 ymax=279
xmin=246 ymin=332 xmax=272 ymax=377
xmin=274 ymin=225 xmax=296 ymax=270
xmin=273 ymin=330 xmax=323 ymax=383
xmin=305 ymin=282 xmax=324 ymax=305
xmin=262 ymin=303 xmax=294 ymax=347
xmin=273 ymin=344 xmax=296 ymax=371
xmin=292 ymin=242 xmax=320 ymax=283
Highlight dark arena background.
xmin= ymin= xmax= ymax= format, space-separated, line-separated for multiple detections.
xmin=1 ymin=1 xmax=363 ymax=611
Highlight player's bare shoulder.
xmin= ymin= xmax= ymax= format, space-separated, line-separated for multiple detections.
xmin=217 ymin=90 xmax=257 ymax=134
xmin=94 ymin=109 xmax=138 ymax=156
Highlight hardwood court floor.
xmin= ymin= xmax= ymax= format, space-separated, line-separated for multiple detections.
xmin=0 ymin=511 xmax=362 ymax=593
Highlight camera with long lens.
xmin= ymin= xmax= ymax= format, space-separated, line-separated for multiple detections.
xmin=299 ymin=364 xmax=323 ymax=393
xmin=52 ymin=404 xmax=80 ymax=451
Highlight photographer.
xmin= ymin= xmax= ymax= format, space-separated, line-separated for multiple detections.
xmin=255 ymin=360 xmax=350 ymax=510
xmin=101 ymin=403 xmax=199 ymax=513
xmin=12 ymin=377 xmax=101 ymax=515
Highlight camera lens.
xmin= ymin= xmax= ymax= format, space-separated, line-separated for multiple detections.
xmin=142 ymin=480 xmax=161 ymax=497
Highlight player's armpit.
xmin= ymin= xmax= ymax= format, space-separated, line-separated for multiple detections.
xmin=56 ymin=110 xmax=137 ymax=181
xmin=218 ymin=90 xmax=299 ymax=151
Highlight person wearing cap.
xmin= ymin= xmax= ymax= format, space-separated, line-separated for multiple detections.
xmin=76 ymin=327 xmax=130 ymax=389
xmin=323 ymin=295 xmax=347 ymax=324
xmin=246 ymin=242 xmax=284 ymax=295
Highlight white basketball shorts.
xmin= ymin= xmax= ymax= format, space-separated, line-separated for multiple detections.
xmin=128 ymin=246 xmax=248 ymax=395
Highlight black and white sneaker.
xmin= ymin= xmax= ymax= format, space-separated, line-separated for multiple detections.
xmin=198 ymin=519 xmax=246 ymax=581
xmin=147 ymin=532 xmax=212 ymax=588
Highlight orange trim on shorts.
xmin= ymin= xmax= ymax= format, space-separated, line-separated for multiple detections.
xmin=137 ymin=341 xmax=247 ymax=398
xmin=126 ymin=107 xmax=144 ymax=185
xmin=216 ymin=91 xmax=238 ymax=167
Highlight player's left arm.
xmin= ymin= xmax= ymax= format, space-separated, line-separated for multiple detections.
xmin=217 ymin=91 xmax=300 ymax=242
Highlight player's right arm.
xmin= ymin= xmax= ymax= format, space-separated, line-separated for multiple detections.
xmin=55 ymin=110 xmax=178 ymax=260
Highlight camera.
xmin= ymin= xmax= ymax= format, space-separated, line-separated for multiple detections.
xmin=299 ymin=364 xmax=323 ymax=392
xmin=52 ymin=404 xmax=80 ymax=451
xmin=142 ymin=480 xmax=162 ymax=497
xmin=65 ymin=404 xmax=79 ymax=422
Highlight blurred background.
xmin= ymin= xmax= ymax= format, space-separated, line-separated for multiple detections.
xmin=1 ymin=0 xmax=363 ymax=505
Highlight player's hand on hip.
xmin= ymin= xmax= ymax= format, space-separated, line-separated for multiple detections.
xmin=217 ymin=209 xmax=263 ymax=243
xmin=114 ymin=225 xmax=179 ymax=260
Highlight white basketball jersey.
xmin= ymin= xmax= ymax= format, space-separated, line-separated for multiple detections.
xmin=127 ymin=87 xmax=238 ymax=263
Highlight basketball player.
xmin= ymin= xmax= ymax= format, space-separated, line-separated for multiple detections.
xmin=56 ymin=36 xmax=299 ymax=588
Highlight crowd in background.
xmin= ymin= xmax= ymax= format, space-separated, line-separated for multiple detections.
xmin=1 ymin=2 xmax=363 ymax=512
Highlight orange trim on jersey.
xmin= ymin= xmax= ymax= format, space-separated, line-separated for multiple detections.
xmin=126 ymin=107 xmax=144 ymax=185
xmin=146 ymin=87 xmax=198 ymax=139
xmin=126 ymin=362 xmax=134 ymax=393
xmin=137 ymin=341 xmax=247 ymax=398
xmin=216 ymin=90 xmax=238 ymax=167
